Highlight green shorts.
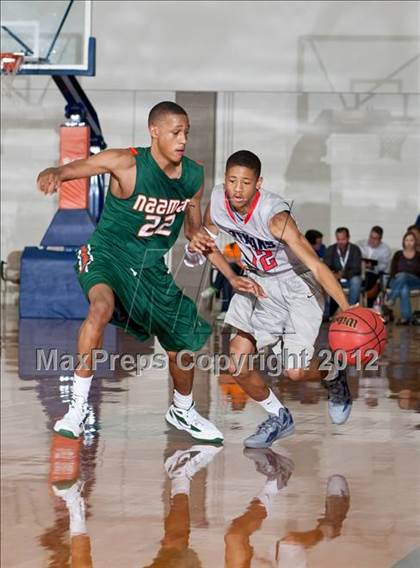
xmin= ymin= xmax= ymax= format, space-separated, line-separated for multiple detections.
xmin=76 ymin=244 xmax=211 ymax=352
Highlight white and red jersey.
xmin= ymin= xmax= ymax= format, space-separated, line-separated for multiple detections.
xmin=210 ymin=183 xmax=307 ymax=278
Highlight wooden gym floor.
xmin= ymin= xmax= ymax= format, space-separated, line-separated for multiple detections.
xmin=1 ymin=305 xmax=419 ymax=568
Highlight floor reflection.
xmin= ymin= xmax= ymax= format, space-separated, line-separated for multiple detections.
xmin=40 ymin=434 xmax=352 ymax=568
xmin=225 ymin=449 xmax=295 ymax=568
xmin=275 ymin=475 xmax=350 ymax=568
xmin=42 ymin=435 xmax=95 ymax=568
xmin=1 ymin=307 xmax=419 ymax=567
xmin=145 ymin=444 xmax=222 ymax=568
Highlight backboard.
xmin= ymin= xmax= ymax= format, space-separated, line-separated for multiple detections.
xmin=297 ymin=35 xmax=419 ymax=95
xmin=1 ymin=0 xmax=94 ymax=75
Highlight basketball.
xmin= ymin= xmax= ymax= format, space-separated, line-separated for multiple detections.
xmin=328 ymin=307 xmax=387 ymax=365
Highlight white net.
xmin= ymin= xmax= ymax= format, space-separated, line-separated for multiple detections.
xmin=379 ymin=133 xmax=407 ymax=161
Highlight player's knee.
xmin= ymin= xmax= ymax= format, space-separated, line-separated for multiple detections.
xmin=168 ymin=350 xmax=194 ymax=367
xmin=228 ymin=360 xmax=251 ymax=382
xmin=227 ymin=360 xmax=237 ymax=376
xmin=167 ymin=351 xmax=177 ymax=363
xmin=285 ymin=368 xmax=305 ymax=381
xmin=88 ymin=299 xmax=113 ymax=328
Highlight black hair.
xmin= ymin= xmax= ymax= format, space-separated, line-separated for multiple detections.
xmin=407 ymin=224 xmax=419 ymax=232
xmin=305 ymin=229 xmax=323 ymax=245
xmin=336 ymin=227 xmax=350 ymax=238
xmin=226 ymin=150 xmax=261 ymax=178
xmin=148 ymin=101 xmax=188 ymax=126
xmin=371 ymin=225 xmax=383 ymax=238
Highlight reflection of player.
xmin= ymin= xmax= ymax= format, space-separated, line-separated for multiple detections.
xmin=387 ymin=361 xmax=420 ymax=412
xmin=188 ymin=150 xmax=353 ymax=448
xmin=37 ymin=101 xmax=222 ymax=445
xmin=41 ymin=434 xmax=94 ymax=568
xmin=225 ymin=449 xmax=295 ymax=568
xmin=36 ymin=375 xmax=100 ymax=567
xmin=144 ymin=445 xmax=222 ymax=568
xmin=276 ymin=475 xmax=350 ymax=568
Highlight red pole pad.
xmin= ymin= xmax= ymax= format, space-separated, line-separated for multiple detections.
xmin=59 ymin=126 xmax=90 ymax=209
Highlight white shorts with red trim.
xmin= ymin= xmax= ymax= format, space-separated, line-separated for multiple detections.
xmin=224 ymin=270 xmax=324 ymax=366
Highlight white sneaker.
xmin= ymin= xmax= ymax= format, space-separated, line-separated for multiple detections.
xmin=165 ymin=444 xmax=223 ymax=480
xmin=52 ymin=478 xmax=84 ymax=504
xmin=52 ymin=479 xmax=87 ymax=535
xmin=53 ymin=397 xmax=89 ymax=439
xmin=200 ymin=286 xmax=216 ymax=300
xmin=165 ymin=402 xmax=224 ymax=444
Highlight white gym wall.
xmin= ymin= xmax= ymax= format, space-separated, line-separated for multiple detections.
xmin=1 ymin=0 xmax=419 ymax=259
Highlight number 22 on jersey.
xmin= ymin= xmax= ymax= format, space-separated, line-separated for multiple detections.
xmin=138 ymin=214 xmax=176 ymax=237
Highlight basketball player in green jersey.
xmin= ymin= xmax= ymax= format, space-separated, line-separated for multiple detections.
xmin=37 ymin=101 xmax=239 ymax=444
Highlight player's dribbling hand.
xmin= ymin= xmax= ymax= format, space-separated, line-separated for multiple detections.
xmin=230 ymin=276 xmax=267 ymax=298
xmin=338 ymin=303 xmax=385 ymax=323
xmin=37 ymin=167 xmax=61 ymax=194
xmin=188 ymin=228 xmax=217 ymax=255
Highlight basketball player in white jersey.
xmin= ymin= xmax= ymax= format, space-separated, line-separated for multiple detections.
xmin=186 ymin=150 xmax=353 ymax=448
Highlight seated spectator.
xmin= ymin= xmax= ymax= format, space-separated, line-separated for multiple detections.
xmin=385 ymin=231 xmax=420 ymax=325
xmin=407 ymin=224 xmax=420 ymax=252
xmin=305 ymin=229 xmax=326 ymax=259
xmin=357 ymin=225 xmax=391 ymax=307
xmin=324 ymin=227 xmax=362 ymax=316
xmin=201 ymin=242 xmax=243 ymax=317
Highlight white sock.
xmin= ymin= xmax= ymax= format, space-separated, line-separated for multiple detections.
xmin=322 ymin=365 xmax=339 ymax=382
xmin=171 ymin=476 xmax=191 ymax=497
xmin=173 ymin=389 xmax=193 ymax=410
xmin=72 ymin=374 xmax=93 ymax=403
xmin=257 ymin=478 xmax=283 ymax=516
xmin=69 ymin=499 xmax=87 ymax=536
xmin=257 ymin=492 xmax=275 ymax=516
xmin=257 ymin=389 xmax=284 ymax=415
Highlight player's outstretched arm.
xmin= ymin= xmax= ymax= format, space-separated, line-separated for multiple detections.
xmin=188 ymin=203 xmax=219 ymax=254
xmin=269 ymin=212 xmax=350 ymax=312
xmin=184 ymin=185 xmax=205 ymax=240
xmin=187 ymin=205 xmax=266 ymax=298
xmin=37 ymin=149 xmax=135 ymax=195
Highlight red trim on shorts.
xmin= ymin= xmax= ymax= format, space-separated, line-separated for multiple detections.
xmin=129 ymin=147 xmax=138 ymax=155
xmin=244 ymin=191 xmax=261 ymax=224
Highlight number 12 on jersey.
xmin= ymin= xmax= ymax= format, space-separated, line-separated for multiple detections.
xmin=251 ymin=249 xmax=278 ymax=271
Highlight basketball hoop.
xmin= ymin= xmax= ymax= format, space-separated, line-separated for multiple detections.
xmin=1 ymin=52 xmax=24 ymax=98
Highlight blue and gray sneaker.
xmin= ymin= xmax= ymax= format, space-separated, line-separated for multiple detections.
xmin=322 ymin=369 xmax=352 ymax=425
xmin=243 ymin=407 xmax=295 ymax=449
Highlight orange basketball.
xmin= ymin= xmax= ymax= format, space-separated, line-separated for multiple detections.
xmin=328 ymin=306 xmax=387 ymax=365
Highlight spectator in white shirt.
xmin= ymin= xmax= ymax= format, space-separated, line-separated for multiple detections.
xmin=357 ymin=226 xmax=391 ymax=307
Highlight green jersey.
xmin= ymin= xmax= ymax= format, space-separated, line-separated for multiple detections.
xmin=90 ymin=146 xmax=204 ymax=268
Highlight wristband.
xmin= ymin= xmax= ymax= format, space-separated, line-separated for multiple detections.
xmin=184 ymin=243 xmax=206 ymax=267
xmin=203 ymin=226 xmax=218 ymax=240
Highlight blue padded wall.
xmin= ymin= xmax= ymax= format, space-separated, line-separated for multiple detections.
xmin=19 ymin=247 xmax=89 ymax=318
xmin=41 ymin=209 xmax=96 ymax=247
